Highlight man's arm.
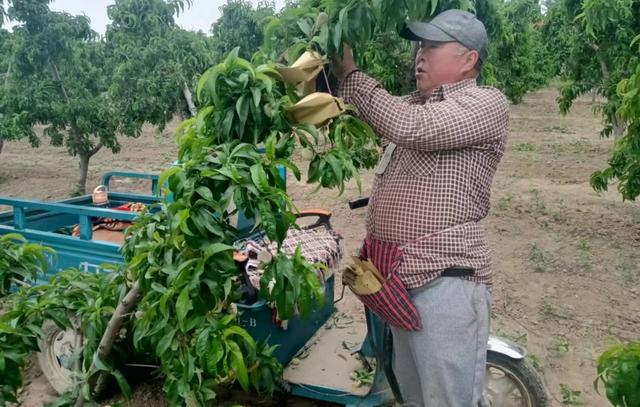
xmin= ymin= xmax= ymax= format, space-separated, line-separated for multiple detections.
xmin=338 ymin=71 xmax=508 ymax=151
xmin=401 ymin=90 xmax=426 ymax=105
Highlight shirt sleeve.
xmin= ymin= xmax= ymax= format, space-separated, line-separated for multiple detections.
xmin=338 ymin=71 xmax=509 ymax=151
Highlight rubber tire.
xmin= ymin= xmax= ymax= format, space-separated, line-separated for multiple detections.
xmin=485 ymin=351 xmax=549 ymax=407
xmin=37 ymin=320 xmax=76 ymax=394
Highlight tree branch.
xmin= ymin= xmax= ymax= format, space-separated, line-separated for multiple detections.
xmin=4 ymin=62 xmax=10 ymax=88
xmin=89 ymin=142 xmax=103 ymax=157
xmin=51 ymin=63 xmax=71 ymax=104
xmin=589 ymin=43 xmax=610 ymax=84
xmin=10 ymin=277 xmax=30 ymax=287
xmin=74 ymin=281 xmax=141 ymax=407
xmin=182 ymin=81 xmax=197 ymax=117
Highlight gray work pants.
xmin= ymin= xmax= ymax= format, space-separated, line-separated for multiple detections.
xmin=390 ymin=277 xmax=491 ymax=407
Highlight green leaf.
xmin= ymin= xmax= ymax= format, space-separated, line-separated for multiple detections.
xmin=157 ymin=327 xmax=178 ymax=355
xmin=223 ymin=325 xmax=256 ymax=351
xmin=176 ymin=287 xmax=192 ymax=331
xmin=225 ymin=47 xmax=241 ymax=69
xmin=206 ymin=336 xmax=224 ymax=373
xmin=275 ymin=159 xmax=301 ymax=181
xmin=250 ymin=164 xmax=271 ymax=193
xmin=112 ymin=369 xmax=132 ymax=397
xmin=251 ymin=87 xmax=261 ymax=108
xmin=297 ymin=19 xmax=312 ymax=37
xmin=265 ymin=132 xmax=277 ymax=160
xmin=196 ymin=67 xmax=215 ymax=104
xmin=203 ymin=243 xmax=233 ymax=259
xmin=158 ymin=166 xmax=181 ymax=191
xmin=235 ymin=94 xmax=250 ymax=128
xmin=333 ymin=21 xmax=343 ymax=52
xmin=324 ymin=153 xmax=344 ymax=192
xmin=227 ymin=340 xmax=249 ymax=391
xmin=195 ymin=186 xmax=213 ymax=201
xmin=196 ymin=328 xmax=210 ymax=357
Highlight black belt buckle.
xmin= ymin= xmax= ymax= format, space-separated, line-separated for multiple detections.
xmin=441 ymin=266 xmax=475 ymax=278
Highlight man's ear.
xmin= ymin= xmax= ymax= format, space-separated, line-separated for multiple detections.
xmin=462 ymin=50 xmax=480 ymax=74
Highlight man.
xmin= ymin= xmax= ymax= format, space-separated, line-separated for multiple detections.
xmin=333 ymin=9 xmax=509 ymax=407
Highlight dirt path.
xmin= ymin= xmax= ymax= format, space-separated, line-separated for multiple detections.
xmin=2 ymin=86 xmax=638 ymax=406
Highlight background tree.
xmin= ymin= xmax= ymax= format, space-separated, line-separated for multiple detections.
xmin=263 ymin=0 xmax=552 ymax=103
xmin=211 ymin=0 xmax=275 ymax=61
xmin=0 ymin=0 xmax=118 ymax=194
xmin=0 ymin=0 xmax=209 ymax=193
xmin=540 ymin=0 xmax=577 ymax=78
xmin=542 ymin=0 xmax=640 ymax=199
xmin=169 ymin=27 xmax=216 ymax=116
xmin=105 ymin=0 xmax=212 ymax=127
xmin=0 ymin=28 xmax=15 ymax=153
xmin=0 ymin=0 xmax=7 ymax=24
xmin=545 ymin=0 xmax=640 ymax=138
xmin=486 ymin=0 xmax=551 ymax=103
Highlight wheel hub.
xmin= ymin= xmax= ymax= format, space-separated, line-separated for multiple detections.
xmin=484 ymin=362 xmax=533 ymax=407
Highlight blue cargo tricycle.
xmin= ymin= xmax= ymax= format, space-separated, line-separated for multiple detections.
xmin=0 ymin=171 xmax=547 ymax=406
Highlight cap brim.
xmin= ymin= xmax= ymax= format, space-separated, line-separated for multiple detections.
xmin=399 ymin=21 xmax=456 ymax=43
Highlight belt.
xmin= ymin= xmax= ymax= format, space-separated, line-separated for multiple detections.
xmin=441 ymin=266 xmax=475 ymax=278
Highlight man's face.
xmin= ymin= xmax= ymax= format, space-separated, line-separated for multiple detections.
xmin=414 ymin=40 xmax=478 ymax=96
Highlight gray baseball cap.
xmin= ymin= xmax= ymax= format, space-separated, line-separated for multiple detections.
xmin=400 ymin=9 xmax=489 ymax=62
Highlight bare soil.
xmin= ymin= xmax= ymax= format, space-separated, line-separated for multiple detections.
xmin=2 ymin=86 xmax=638 ymax=407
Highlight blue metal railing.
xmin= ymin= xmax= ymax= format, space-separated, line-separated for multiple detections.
xmin=0 ymin=198 xmax=139 ymax=241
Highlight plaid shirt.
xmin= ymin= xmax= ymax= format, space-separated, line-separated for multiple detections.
xmin=339 ymin=71 xmax=509 ymax=289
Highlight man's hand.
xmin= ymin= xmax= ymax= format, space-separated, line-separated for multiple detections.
xmin=342 ymin=264 xmax=359 ymax=287
xmin=342 ymin=261 xmax=383 ymax=295
xmin=331 ymin=44 xmax=358 ymax=80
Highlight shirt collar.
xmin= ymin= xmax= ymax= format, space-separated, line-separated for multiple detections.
xmin=428 ymin=78 xmax=477 ymax=102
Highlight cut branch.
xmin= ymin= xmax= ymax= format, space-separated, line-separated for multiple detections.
xmin=74 ymin=280 xmax=141 ymax=407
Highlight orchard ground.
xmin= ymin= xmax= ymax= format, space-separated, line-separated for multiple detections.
xmin=2 ymin=85 xmax=639 ymax=406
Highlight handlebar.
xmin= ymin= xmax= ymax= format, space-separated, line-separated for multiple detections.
xmin=348 ymin=197 xmax=369 ymax=210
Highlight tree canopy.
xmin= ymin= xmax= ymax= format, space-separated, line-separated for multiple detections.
xmin=543 ymin=0 xmax=640 ymax=199
xmin=211 ymin=0 xmax=275 ymax=61
xmin=0 ymin=0 xmax=212 ymax=193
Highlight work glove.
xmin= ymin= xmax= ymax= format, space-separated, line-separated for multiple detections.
xmin=342 ymin=257 xmax=383 ymax=295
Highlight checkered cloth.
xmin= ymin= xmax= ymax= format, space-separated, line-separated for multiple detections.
xmin=357 ymin=236 xmax=422 ymax=331
xmin=339 ymin=71 xmax=509 ymax=289
xmin=242 ymin=227 xmax=344 ymax=290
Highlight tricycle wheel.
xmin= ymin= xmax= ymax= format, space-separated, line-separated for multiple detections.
xmin=37 ymin=320 xmax=78 ymax=394
xmin=483 ymin=351 xmax=548 ymax=407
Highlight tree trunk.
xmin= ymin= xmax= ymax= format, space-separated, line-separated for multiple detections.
xmin=74 ymin=281 xmax=141 ymax=407
xmin=613 ymin=120 xmax=626 ymax=140
xmin=4 ymin=63 xmax=10 ymax=88
xmin=1 ymin=64 xmax=9 ymax=155
xmin=591 ymin=90 xmax=597 ymax=104
xmin=77 ymin=153 xmax=91 ymax=196
xmin=76 ymin=143 xmax=102 ymax=195
xmin=183 ymin=81 xmax=197 ymax=117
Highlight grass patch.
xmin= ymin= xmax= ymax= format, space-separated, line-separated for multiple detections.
xmin=560 ymin=384 xmax=584 ymax=405
xmin=497 ymin=195 xmax=514 ymax=212
xmin=577 ymin=239 xmax=593 ymax=272
xmin=539 ymin=297 xmax=570 ymax=320
xmin=549 ymin=339 xmax=571 ymax=354
xmin=541 ymin=125 xmax=574 ymax=134
xmin=528 ymin=243 xmax=550 ymax=273
xmin=514 ymin=142 xmax=539 ymax=152
xmin=530 ymin=189 xmax=547 ymax=215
